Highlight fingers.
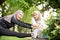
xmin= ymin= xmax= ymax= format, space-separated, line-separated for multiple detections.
xmin=31 ymin=32 xmax=34 ymax=38
xmin=32 ymin=24 xmax=39 ymax=29
xmin=31 ymin=30 xmax=38 ymax=38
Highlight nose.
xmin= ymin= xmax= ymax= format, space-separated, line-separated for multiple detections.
xmin=34 ymin=16 xmax=37 ymax=18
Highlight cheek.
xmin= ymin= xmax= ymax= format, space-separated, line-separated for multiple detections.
xmin=18 ymin=15 xmax=22 ymax=19
xmin=16 ymin=15 xmax=21 ymax=20
xmin=37 ymin=15 xmax=39 ymax=18
xmin=34 ymin=16 xmax=36 ymax=19
xmin=20 ymin=15 xmax=23 ymax=19
xmin=34 ymin=16 xmax=37 ymax=19
xmin=36 ymin=15 xmax=38 ymax=18
xmin=16 ymin=16 xmax=19 ymax=20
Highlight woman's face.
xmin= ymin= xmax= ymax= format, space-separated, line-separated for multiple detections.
xmin=33 ymin=13 xmax=40 ymax=21
xmin=16 ymin=13 xmax=24 ymax=20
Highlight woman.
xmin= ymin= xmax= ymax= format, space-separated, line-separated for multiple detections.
xmin=32 ymin=10 xmax=48 ymax=38
xmin=0 ymin=10 xmax=32 ymax=38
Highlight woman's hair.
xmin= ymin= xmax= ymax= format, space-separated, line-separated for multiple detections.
xmin=32 ymin=10 xmax=42 ymax=17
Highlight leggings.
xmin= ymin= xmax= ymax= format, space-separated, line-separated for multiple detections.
xmin=0 ymin=25 xmax=31 ymax=38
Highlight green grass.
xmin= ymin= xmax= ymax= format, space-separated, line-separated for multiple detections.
xmin=0 ymin=36 xmax=29 ymax=40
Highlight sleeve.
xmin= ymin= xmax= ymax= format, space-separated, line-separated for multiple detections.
xmin=32 ymin=18 xmax=36 ymax=24
xmin=11 ymin=16 xmax=32 ymax=29
xmin=40 ymin=20 xmax=48 ymax=30
xmin=31 ymin=18 xmax=37 ymax=28
xmin=0 ymin=26 xmax=31 ymax=38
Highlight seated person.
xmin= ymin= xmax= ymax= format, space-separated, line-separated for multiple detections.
xmin=31 ymin=10 xmax=48 ymax=38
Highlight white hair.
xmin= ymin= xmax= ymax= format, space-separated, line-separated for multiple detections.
xmin=13 ymin=10 xmax=23 ymax=19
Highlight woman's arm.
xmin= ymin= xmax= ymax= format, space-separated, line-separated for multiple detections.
xmin=11 ymin=16 xmax=32 ymax=29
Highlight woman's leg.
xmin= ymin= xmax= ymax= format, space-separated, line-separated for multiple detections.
xmin=0 ymin=26 xmax=31 ymax=38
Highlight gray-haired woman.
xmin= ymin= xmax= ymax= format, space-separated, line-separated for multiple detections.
xmin=0 ymin=10 xmax=32 ymax=38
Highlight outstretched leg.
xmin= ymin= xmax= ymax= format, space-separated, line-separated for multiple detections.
xmin=0 ymin=25 xmax=31 ymax=38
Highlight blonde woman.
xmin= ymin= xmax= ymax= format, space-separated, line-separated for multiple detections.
xmin=31 ymin=10 xmax=48 ymax=38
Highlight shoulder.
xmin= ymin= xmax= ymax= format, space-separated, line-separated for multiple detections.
xmin=4 ymin=15 xmax=13 ymax=23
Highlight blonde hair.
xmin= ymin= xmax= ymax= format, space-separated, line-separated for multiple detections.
xmin=32 ymin=10 xmax=42 ymax=17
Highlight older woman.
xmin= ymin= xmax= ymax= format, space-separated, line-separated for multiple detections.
xmin=0 ymin=10 xmax=32 ymax=38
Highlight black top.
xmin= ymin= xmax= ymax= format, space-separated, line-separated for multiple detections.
xmin=0 ymin=16 xmax=32 ymax=29
xmin=0 ymin=16 xmax=32 ymax=38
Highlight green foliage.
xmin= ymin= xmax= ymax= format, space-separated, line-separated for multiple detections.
xmin=0 ymin=0 xmax=6 ymax=5
xmin=4 ymin=0 xmax=38 ymax=33
xmin=0 ymin=36 xmax=28 ymax=40
xmin=17 ymin=6 xmax=38 ymax=33
xmin=49 ymin=0 xmax=60 ymax=8
xmin=0 ymin=0 xmax=60 ymax=40
xmin=43 ymin=15 xmax=60 ymax=40
xmin=25 ymin=0 xmax=41 ymax=6
xmin=44 ymin=0 xmax=60 ymax=8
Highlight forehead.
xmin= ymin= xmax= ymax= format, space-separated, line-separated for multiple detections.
xmin=33 ymin=12 xmax=40 ymax=16
xmin=34 ymin=11 xmax=40 ymax=14
xmin=19 ymin=13 xmax=24 ymax=16
xmin=18 ymin=11 xmax=24 ymax=15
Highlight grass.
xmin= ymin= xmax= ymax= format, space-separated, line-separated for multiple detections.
xmin=0 ymin=36 xmax=30 ymax=40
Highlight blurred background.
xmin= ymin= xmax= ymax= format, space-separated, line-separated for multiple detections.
xmin=0 ymin=0 xmax=60 ymax=40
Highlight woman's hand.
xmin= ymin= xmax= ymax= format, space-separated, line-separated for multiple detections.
xmin=32 ymin=23 xmax=39 ymax=29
